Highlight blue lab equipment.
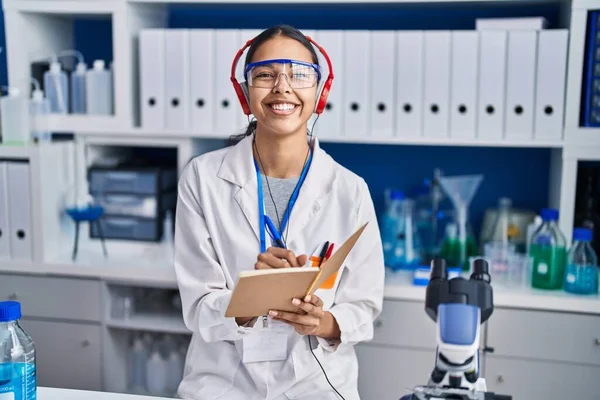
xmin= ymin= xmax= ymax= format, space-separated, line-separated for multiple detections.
xmin=0 ymin=301 xmax=37 ymax=400
xmin=399 ymin=258 xmax=512 ymax=400
xmin=564 ymin=227 xmax=599 ymax=295
xmin=381 ymin=189 xmax=405 ymax=269
xmin=66 ymin=205 xmax=107 ymax=261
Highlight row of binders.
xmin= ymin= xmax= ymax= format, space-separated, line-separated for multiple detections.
xmin=138 ymin=28 xmax=569 ymax=142
xmin=0 ymin=161 xmax=33 ymax=262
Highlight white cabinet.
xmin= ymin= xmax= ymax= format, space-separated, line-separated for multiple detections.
xmin=356 ymin=299 xmax=600 ymax=399
xmin=19 ymin=319 xmax=103 ymax=391
xmin=485 ymin=356 xmax=600 ymax=400
xmin=356 ymin=344 xmax=435 ymax=400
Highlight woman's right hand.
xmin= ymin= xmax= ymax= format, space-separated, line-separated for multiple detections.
xmin=235 ymin=248 xmax=307 ymax=326
xmin=255 ymin=247 xmax=308 ymax=270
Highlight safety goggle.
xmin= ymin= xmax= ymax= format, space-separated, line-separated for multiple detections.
xmin=244 ymin=58 xmax=321 ymax=89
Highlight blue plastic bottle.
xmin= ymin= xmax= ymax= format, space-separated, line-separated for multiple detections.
xmin=564 ymin=227 xmax=599 ymax=295
xmin=0 ymin=301 xmax=37 ymax=400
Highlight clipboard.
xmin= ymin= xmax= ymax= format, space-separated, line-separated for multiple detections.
xmin=224 ymin=222 xmax=369 ymax=318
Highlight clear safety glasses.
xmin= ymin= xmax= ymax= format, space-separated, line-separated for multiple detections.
xmin=244 ymin=58 xmax=321 ymax=89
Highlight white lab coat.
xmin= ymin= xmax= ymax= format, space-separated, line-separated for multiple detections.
xmin=173 ymin=134 xmax=385 ymax=400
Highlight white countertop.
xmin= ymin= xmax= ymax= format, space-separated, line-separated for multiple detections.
xmin=384 ymin=270 xmax=600 ymax=315
xmin=1 ymin=253 xmax=599 ymax=316
xmin=38 ymin=387 xmax=172 ymax=400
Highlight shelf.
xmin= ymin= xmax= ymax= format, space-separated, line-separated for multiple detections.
xmin=0 ymin=145 xmax=35 ymax=160
xmin=124 ymin=127 xmax=565 ymax=148
xmin=2 ymin=0 xmax=120 ymax=14
xmin=106 ymin=312 xmax=189 ymax=334
xmin=127 ymin=0 xmax=563 ymax=4
xmin=37 ymin=115 xmax=126 ymax=134
xmin=573 ymin=0 xmax=600 ymax=10
xmin=564 ymin=127 xmax=600 ymax=147
xmin=319 ymin=135 xmax=564 ymax=148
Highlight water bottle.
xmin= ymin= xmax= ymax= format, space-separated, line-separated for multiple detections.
xmin=43 ymin=60 xmax=68 ymax=114
xmin=0 ymin=301 xmax=37 ymax=400
xmin=564 ymin=227 xmax=599 ymax=295
xmin=86 ymin=60 xmax=113 ymax=115
xmin=529 ymin=208 xmax=567 ymax=290
xmin=30 ymin=88 xmax=51 ymax=143
xmin=71 ymin=61 xmax=87 ymax=114
xmin=0 ymin=87 xmax=30 ymax=145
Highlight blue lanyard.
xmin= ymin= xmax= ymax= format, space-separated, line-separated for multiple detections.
xmin=254 ymin=148 xmax=313 ymax=253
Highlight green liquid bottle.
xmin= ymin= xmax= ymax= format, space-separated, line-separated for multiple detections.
xmin=529 ymin=208 xmax=567 ymax=290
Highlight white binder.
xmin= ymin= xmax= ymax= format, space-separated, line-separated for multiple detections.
xmin=477 ymin=30 xmax=508 ymax=139
xmin=450 ymin=31 xmax=479 ymax=139
xmin=423 ymin=31 xmax=451 ymax=138
xmin=6 ymin=162 xmax=32 ymax=261
xmin=215 ymin=29 xmax=244 ymax=136
xmin=534 ymin=29 xmax=569 ymax=141
xmin=139 ymin=29 xmax=166 ymax=130
xmin=0 ymin=162 xmax=10 ymax=260
xmin=343 ymin=30 xmax=370 ymax=137
xmin=370 ymin=30 xmax=396 ymax=138
xmin=396 ymin=31 xmax=424 ymax=138
xmin=165 ymin=29 xmax=190 ymax=131
xmin=505 ymin=30 xmax=537 ymax=140
xmin=189 ymin=29 xmax=215 ymax=135
xmin=313 ymin=30 xmax=344 ymax=138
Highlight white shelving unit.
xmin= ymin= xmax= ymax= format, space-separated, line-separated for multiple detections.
xmin=2 ymin=0 xmax=596 ymax=239
xmin=2 ymin=0 xmax=600 ymax=397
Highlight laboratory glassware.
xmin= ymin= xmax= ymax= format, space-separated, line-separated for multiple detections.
xmin=0 ymin=301 xmax=36 ymax=400
xmin=0 ymin=87 xmax=30 ymax=145
xmin=564 ymin=227 xmax=599 ymax=295
xmin=529 ymin=208 xmax=567 ymax=290
xmin=43 ymin=59 xmax=68 ymax=114
xmin=438 ymin=174 xmax=483 ymax=271
xmin=86 ymin=60 xmax=113 ymax=115
xmin=58 ymin=49 xmax=87 ymax=114
xmin=30 ymin=78 xmax=51 ymax=143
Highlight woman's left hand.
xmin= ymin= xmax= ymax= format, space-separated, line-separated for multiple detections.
xmin=268 ymin=294 xmax=339 ymax=339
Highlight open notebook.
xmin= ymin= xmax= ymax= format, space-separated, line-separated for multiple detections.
xmin=225 ymin=222 xmax=369 ymax=318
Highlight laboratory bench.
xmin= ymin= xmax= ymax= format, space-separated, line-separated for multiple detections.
xmin=1 ymin=258 xmax=599 ymax=399
xmin=38 ymin=387 xmax=172 ymax=400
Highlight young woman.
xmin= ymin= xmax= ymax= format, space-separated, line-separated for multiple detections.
xmin=173 ymin=25 xmax=385 ymax=400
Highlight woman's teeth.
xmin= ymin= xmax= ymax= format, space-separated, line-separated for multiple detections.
xmin=270 ymin=103 xmax=296 ymax=111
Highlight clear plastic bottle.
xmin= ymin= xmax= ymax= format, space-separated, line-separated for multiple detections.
xmin=529 ymin=208 xmax=567 ymax=290
xmin=564 ymin=227 xmax=599 ymax=295
xmin=43 ymin=60 xmax=68 ymax=114
xmin=86 ymin=60 xmax=113 ymax=115
xmin=30 ymin=88 xmax=51 ymax=143
xmin=0 ymin=301 xmax=37 ymax=400
xmin=71 ymin=61 xmax=87 ymax=114
xmin=1 ymin=87 xmax=30 ymax=144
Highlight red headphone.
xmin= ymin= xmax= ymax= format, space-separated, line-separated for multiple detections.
xmin=230 ymin=35 xmax=335 ymax=116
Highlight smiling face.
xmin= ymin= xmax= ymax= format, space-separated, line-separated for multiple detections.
xmin=247 ymin=35 xmax=319 ymax=138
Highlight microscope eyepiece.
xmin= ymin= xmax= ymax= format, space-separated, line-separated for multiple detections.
xmin=470 ymin=258 xmax=491 ymax=283
xmin=430 ymin=257 xmax=447 ymax=281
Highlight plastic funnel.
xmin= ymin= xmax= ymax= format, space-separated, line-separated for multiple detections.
xmin=438 ymin=174 xmax=484 ymax=209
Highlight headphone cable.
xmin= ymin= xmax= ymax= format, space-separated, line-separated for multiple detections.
xmin=307 ymin=335 xmax=346 ymax=400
